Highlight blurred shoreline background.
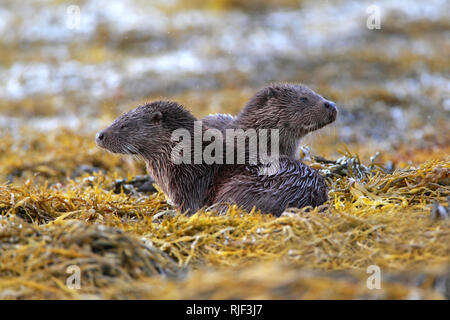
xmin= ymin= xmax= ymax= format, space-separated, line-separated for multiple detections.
xmin=0 ymin=0 xmax=449 ymax=300
xmin=0 ymin=0 xmax=448 ymax=166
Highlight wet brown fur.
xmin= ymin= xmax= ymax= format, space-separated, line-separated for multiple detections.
xmin=96 ymin=100 xmax=328 ymax=216
xmin=202 ymin=83 xmax=337 ymax=159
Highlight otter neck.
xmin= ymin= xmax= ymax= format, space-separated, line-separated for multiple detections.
xmin=279 ymin=126 xmax=309 ymax=160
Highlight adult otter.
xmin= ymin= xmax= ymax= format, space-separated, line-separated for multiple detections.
xmin=202 ymin=83 xmax=337 ymax=159
xmin=96 ymin=101 xmax=328 ymax=216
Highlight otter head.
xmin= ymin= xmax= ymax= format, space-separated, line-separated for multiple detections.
xmin=96 ymin=100 xmax=196 ymax=159
xmin=238 ymin=83 xmax=337 ymax=138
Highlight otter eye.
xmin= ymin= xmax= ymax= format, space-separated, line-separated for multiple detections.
xmin=300 ymin=97 xmax=309 ymax=103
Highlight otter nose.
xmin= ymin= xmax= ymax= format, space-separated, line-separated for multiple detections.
xmin=96 ymin=131 xmax=104 ymax=141
xmin=324 ymin=101 xmax=337 ymax=111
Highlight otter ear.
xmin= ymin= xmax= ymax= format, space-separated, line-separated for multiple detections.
xmin=264 ymin=87 xmax=278 ymax=99
xmin=151 ymin=111 xmax=162 ymax=124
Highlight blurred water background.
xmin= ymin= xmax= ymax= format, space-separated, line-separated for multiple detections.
xmin=0 ymin=0 xmax=449 ymax=158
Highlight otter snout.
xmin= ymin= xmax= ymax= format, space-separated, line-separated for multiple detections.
xmin=95 ymin=127 xmax=136 ymax=155
xmin=323 ymin=100 xmax=338 ymax=123
xmin=95 ymin=130 xmax=107 ymax=148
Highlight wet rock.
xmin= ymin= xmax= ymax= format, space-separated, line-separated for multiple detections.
xmin=430 ymin=199 xmax=449 ymax=221
xmin=70 ymin=165 xmax=103 ymax=179
xmin=113 ymin=175 xmax=157 ymax=195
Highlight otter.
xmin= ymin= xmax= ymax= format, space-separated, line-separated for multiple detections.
xmin=96 ymin=101 xmax=328 ymax=216
xmin=110 ymin=83 xmax=336 ymax=194
xmin=202 ymin=83 xmax=337 ymax=159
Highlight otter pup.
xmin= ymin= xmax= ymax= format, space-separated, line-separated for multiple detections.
xmin=202 ymin=83 xmax=337 ymax=159
xmin=96 ymin=101 xmax=328 ymax=216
